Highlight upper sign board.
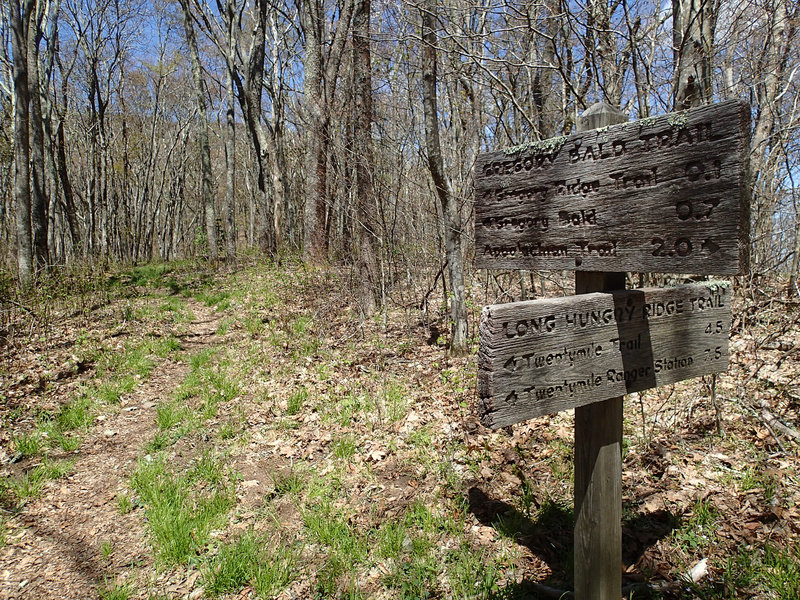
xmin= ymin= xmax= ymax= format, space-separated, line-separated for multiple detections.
xmin=474 ymin=100 xmax=750 ymax=274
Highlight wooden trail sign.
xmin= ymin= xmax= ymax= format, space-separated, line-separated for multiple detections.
xmin=478 ymin=281 xmax=731 ymax=428
xmin=475 ymin=100 xmax=750 ymax=274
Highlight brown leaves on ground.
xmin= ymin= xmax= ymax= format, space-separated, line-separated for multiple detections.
xmin=1 ymin=264 xmax=799 ymax=599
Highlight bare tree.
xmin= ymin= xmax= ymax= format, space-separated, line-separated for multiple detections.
xmin=300 ymin=0 xmax=353 ymax=262
xmin=9 ymin=0 xmax=34 ymax=282
xmin=421 ymin=0 xmax=467 ymax=355
xmin=352 ymin=0 xmax=380 ymax=313
xmin=179 ymin=0 xmax=217 ymax=261
xmin=672 ymin=0 xmax=718 ymax=109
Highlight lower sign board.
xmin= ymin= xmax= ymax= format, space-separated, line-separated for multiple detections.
xmin=478 ymin=281 xmax=730 ymax=428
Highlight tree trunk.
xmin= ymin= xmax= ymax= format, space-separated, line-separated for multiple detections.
xmin=11 ymin=0 xmax=34 ymax=283
xmin=179 ymin=0 xmax=217 ymax=261
xmin=352 ymin=0 xmax=380 ymax=314
xmin=28 ymin=3 xmax=48 ymax=269
xmin=672 ymin=0 xmax=717 ymax=109
xmin=223 ymin=1 xmax=237 ymax=261
xmin=421 ymin=0 xmax=468 ymax=355
xmin=302 ymin=0 xmax=328 ymax=261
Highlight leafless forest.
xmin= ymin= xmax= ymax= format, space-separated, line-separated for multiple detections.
xmin=1 ymin=0 xmax=798 ymax=303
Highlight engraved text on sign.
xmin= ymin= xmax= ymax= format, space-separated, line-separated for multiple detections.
xmin=474 ymin=101 xmax=750 ymax=274
xmin=478 ymin=282 xmax=731 ymax=428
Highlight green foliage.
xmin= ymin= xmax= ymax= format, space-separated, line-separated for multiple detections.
xmin=100 ymin=540 xmax=114 ymax=559
xmin=116 ymin=493 xmax=134 ymax=515
xmin=4 ymin=459 xmax=75 ymax=506
xmin=130 ymin=455 xmax=235 ymax=565
xmin=10 ymin=431 xmax=42 ymax=458
xmin=55 ymin=395 xmax=95 ymax=431
xmin=271 ymin=469 xmax=305 ymax=497
xmin=98 ymin=580 xmax=133 ymax=600
xmin=673 ymin=499 xmax=718 ymax=553
xmin=384 ymin=382 xmax=408 ymax=423
xmin=204 ymin=531 xmax=299 ymax=598
xmin=446 ymin=543 xmax=501 ymax=599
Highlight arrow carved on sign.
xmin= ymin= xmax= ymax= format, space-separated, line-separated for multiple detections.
xmin=702 ymin=239 xmax=721 ymax=254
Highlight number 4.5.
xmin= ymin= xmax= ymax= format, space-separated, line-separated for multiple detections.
xmin=705 ymin=320 xmax=725 ymax=334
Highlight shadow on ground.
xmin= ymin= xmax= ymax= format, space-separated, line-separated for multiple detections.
xmin=467 ymin=486 xmax=679 ymax=599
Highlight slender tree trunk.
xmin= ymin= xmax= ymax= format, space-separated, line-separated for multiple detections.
xmin=11 ymin=0 xmax=34 ymax=283
xmin=223 ymin=5 xmax=237 ymax=261
xmin=421 ymin=0 xmax=468 ymax=355
xmin=28 ymin=4 xmax=48 ymax=268
xmin=179 ymin=0 xmax=218 ymax=261
xmin=302 ymin=0 xmax=327 ymax=261
xmin=353 ymin=0 xmax=380 ymax=314
xmin=672 ymin=0 xmax=718 ymax=109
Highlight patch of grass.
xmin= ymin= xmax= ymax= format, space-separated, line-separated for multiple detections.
xmin=287 ymin=388 xmax=307 ymax=416
xmin=0 ymin=514 xmax=8 ymax=546
xmin=218 ymin=420 xmax=240 ymax=440
xmin=43 ymin=425 xmax=81 ymax=452
xmin=446 ymin=542 xmax=501 ymax=598
xmin=673 ymin=499 xmax=718 ymax=553
xmin=292 ymin=314 xmax=313 ymax=335
xmin=332 ymin=435 xmax=357 ymax=460
xmin=55 ymin=395 xmax=95 ymax=431
xmin=303 ymin=501 xmax=369 ymax=598
xmin=272 ymin=470 xmax=305 ymax=497
xmin=10 ymin=431 xmax=42 ymax=458
xmin=244 ymin=314 xmax=264 ymax=336
xmin=712 ymin=543 xmax=800 ymax=599
xmin=736 ymin=466 xmax=778 ymax=503
xmin=195 ymin=288 xmax=231 ymax=312
xmin=384 ymin=382 xmax=408 ymax=423
xmin=156 ymin=402 xmax=189 ymax=431
xmin=130 ymin=455 xmax=235 ymax=566
xmin=98 ymin=579 xmax=133 ymax=600
xmin=117 ymin=493 xmax=134 ymax=514
xmin=216 ymin=317 xmax=234 ymax=336
xmin=123 ymin=263 xmax=175 ymax=289
xmin=100 ymin=539 xmax=114 ymax=559
xmin=6 ymin=459 xmax=75 ymax=505
xmin=204 ymin=530 xmax=299 ymax=598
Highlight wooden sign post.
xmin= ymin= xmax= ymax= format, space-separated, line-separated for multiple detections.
xmin=475 ymin=100 xmax=749 ymax=600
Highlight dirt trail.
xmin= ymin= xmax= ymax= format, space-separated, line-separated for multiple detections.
xmin=1 ymin=300 xmax=222 ymax=600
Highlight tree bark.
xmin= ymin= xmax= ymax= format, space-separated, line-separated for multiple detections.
xmin=421 ymin=0 xmax=468 ymax=355
xmin=672 ymin=0 xmax=718 ymax=109
xmin=28 ymin=1 xmax=48 ymax=268
xmin=179 ymin=0 xmax=217 ymax=261
xmin=301 ymin=0 xmax=354 ymax=262
xmin=222 ymin=0 xmax=237 ymax=260
xmin=352 ymin=0 xmax=380 ymax=314
xmin=11 ymin=0 xmax=35 ymax=283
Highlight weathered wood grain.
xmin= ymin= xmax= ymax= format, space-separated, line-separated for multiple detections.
xmin=572 ymin=104 xmax=627 ymax=600
xmin=474 ymin=100 xmax=750 ymax=274
xmin=478 ymin=281 xmax=731 ymax=428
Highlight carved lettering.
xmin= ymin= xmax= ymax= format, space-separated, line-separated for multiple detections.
xmin=483 ymin=215 xmax=550 ymax=232
xmin=559 ymin=209 xmax=597 ymax=227
xmin=568 ymin=140 xmax=626 ymax=163
xmin=483 ymin=151 xmax=558 ymax=177
xmin=609 ymin=167 xmax=658 ymax=190
xmin=575 ymin=240 xmax=618 ymax=256
xmin=639 ymin=122 xmax=713 ymax=151
xmin=552 ymin=178 xmax=600 ymax=197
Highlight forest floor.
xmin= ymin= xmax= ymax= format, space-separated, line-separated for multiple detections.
xmin=1 ymin=260 xmax=799 ymax=600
